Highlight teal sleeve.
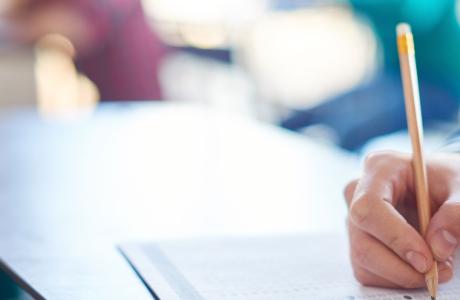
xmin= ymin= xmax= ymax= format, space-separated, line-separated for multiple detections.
xmin=349 ymin=0 xmax=460 ymax=86
xmin=350 ymin=0 xmax=452 ymax=34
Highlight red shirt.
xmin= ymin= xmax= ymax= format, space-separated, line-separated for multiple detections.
xmin=43 ymin=0 xmax=167 ymax=101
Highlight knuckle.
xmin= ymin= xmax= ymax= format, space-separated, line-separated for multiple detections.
xmin=363 ymin=151 xmax=408 ymax=171
xmin=349 ymin=196 xmax=372 ymax=227
xmin=364 ymin=151 xmax=393 ymax=167
xmin=385 ymin=226 xmax=422 ymax=258
xmin=386 ymin=231 xmax=404 ymax=252
xmin=388 ymin=234 xmax=400 ymax=249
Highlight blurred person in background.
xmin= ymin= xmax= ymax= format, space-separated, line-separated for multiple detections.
xmin=2 ymin=0 xmax=166 ymax=101
xmin=282 ymin=0 xmax=460 ymax=151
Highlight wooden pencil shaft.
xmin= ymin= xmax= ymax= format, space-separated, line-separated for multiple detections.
xmin=397 ymin=34 xmax=431 ymax=234
xmin=397 ymin=24 xmax=438 ymax=297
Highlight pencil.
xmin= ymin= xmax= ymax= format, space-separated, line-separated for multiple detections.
xmin=396 ymin=23 xmax=438 ymax=299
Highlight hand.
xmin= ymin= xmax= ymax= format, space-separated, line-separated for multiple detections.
xmin=344 ymin=151 xmax=460 ymax=288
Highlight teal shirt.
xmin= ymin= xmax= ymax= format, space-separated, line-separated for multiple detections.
xmin=351 ymin=0 xmax=460 ymax=95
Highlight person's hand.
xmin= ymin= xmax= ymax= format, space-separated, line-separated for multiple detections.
xmin=344 ymin=151 xmax=460 ymax=288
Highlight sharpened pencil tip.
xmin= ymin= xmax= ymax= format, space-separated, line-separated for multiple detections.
xmin=431 ymin=297 xmax=435 ymax=300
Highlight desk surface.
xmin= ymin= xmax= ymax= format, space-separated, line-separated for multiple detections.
xmin=0 ymin=103 xmax=358 ymax=299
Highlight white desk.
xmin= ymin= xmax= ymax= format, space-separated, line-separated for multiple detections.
xmin=0 ymin=103 xmax=359 ymax=299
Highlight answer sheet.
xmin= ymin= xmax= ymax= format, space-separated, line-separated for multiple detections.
xmin=121 ymin=235 xmax=460 ymax=300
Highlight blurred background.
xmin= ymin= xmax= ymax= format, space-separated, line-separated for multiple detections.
xmin=0 ymin=0 xmax=460 ymax=152
xmin=2 ymin=1 xmax=460 ymax=298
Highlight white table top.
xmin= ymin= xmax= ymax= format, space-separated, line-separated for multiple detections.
xmin=0 ymin=103 xmax=359 ymax=299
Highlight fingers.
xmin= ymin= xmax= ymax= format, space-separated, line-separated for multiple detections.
xmin=349 ymin=176 xmax=434 ymax=273
xmin=353 ymin=265 xmax=454 ymax=289
xmin=350 ymin=223 xmax=425 ymax=288
xmin=345 ymin=151 xmax=460 ymax=290
xmin=350 ymin=223 xmax=454 ymax=288
xmin=350 ymin=195 xmax=433 ymax=273
xmin=426 ymin=197 xmax=460 ymax=261
xmin=346 ymin=152 xmax=434 ymax=273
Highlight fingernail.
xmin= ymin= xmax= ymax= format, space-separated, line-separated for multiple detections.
xmin=431 ymin=230 xmax=458 ymax=261
xmin=406 ymin=251 xmax=428 ymax=273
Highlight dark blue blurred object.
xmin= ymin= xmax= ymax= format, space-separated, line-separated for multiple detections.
xmin=177 ymin=47 xmax=233 ymax=63
xmin=281 ymin=71 xmax=459 ymax=151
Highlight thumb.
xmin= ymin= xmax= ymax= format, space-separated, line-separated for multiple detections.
xmin=426 ymin=198 xmax=460 ymax=261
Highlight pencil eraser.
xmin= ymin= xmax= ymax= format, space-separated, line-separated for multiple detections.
xmin=397 ymin=23 xmax=412 ymax=36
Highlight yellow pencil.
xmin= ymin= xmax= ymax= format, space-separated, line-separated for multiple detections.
xmin=396 ymin=23 xmax=438 ymax=299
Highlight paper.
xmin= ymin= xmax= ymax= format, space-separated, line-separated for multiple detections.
xmin=120 ymin=235 xmax=460 ymax=300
